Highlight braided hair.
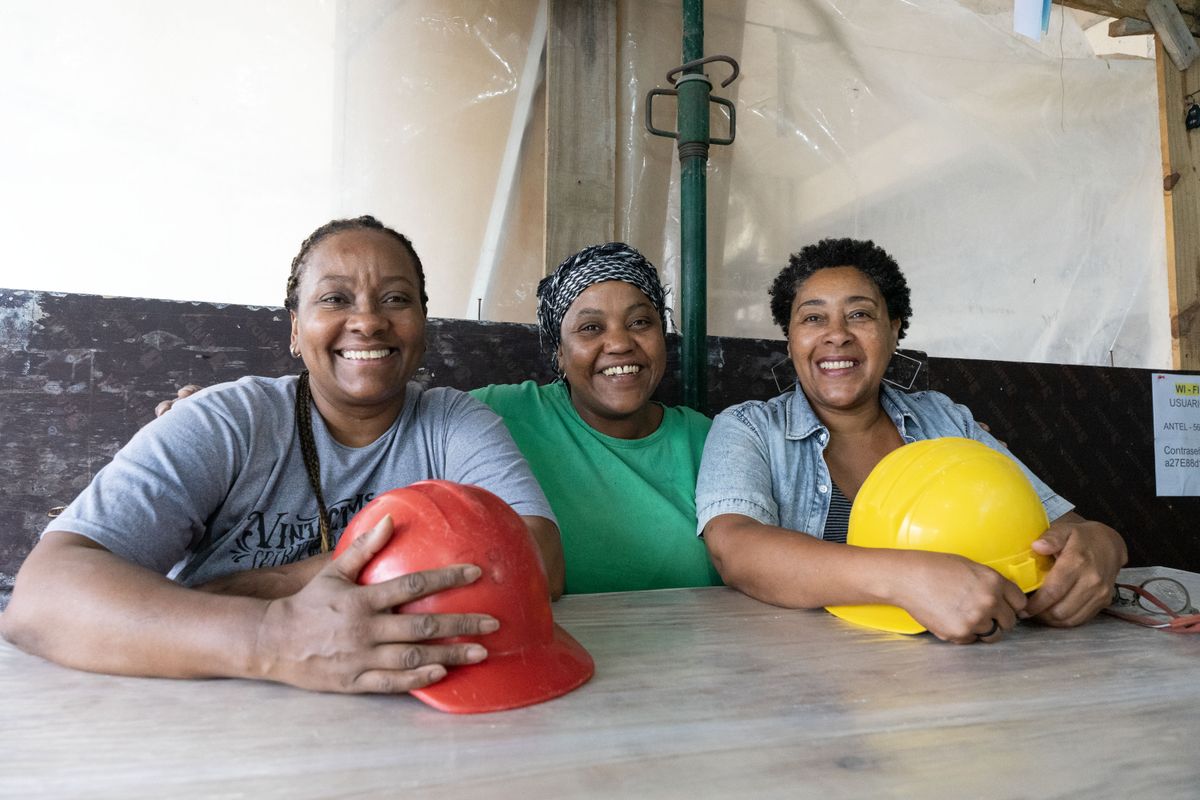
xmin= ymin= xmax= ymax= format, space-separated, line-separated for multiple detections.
xmin=287 ymin=215 xmax=426 ymax=552
xmin=295 ymin=372 xmax=333 ymax=551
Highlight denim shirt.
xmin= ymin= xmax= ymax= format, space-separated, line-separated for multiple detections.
xmin=695 ymin=384 xmax=1073 ymax=537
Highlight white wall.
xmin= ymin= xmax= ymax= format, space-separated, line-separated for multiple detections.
xmin=0 ymin=0 xmax=544 ymax=318
xmin=0 ymin=1 xmax=337 ymax=307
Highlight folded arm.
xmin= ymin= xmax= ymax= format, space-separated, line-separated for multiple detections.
xmin=703 ymin=514 xmax=1027 ymax=644
xmin=1 ymin=519 xmax=499 ymax=693
xmin=197 ymin=516 xmax=562 ymax=601
xmin=2 ymin=532 xmax=268 ymax=678
xmin=196 ymin=551 xmax=330 ymax=599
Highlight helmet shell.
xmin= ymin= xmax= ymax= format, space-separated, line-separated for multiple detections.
xmin=334 ymin=480 xmax=594 ymax=712
xmin=826 ymin=437 xmax=1052 ymax=634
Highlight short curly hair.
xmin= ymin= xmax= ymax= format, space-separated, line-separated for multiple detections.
xmin=284 ymin=215 xmax=427 ymax=313
xmin=769 ymin=238 xmax=911 ymax=340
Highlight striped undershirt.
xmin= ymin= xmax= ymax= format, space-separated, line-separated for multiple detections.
xmin=822 ymin=482 xmax=851 ymax=544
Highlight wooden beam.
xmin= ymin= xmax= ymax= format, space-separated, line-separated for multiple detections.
xmin=1109 ymin=16 xmax=1155 ymax=35
xmin=1148 ymin=0 xmax=1200 ymax=68
xmin=1056 ymin=0 xmax=1200 ymax=35
xmin=544 ymin=0 xmax=616 ymax=273
xmin=1156 ymin=37 xmax=1200 ymax=368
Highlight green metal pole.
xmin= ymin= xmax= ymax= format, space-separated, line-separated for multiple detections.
xmin=677 ymin=0 xmax=708 ymax=412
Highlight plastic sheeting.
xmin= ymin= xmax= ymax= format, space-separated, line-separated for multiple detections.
xmin=0 ymin=0 xmax=1169 ymax=368
xmin=335 ymin=0 xmax=1171 ymax=367
xmin=614 ymin=0 xmax=1167 ymax=367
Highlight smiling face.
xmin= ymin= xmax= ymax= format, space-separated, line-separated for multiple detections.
xmin=289 ymin=228 xmax=426 ymax=433
xmin=557 ymin=280 xmax=667 ymax=438
xmin=787 ymin=266 xmax=901 ymax=420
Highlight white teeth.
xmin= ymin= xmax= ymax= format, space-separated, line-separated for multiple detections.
xmin=602 ymin=365 xmax=641 ymax=376
xmin=820 ymin=360 xmax=855 ymax=370
xmin=341 ymin=349 xmax=391 ymax=360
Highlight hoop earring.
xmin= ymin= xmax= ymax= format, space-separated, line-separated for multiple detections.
xmin=881 ymin=349 xmax=923 ymax=392
xmin=290 ymin=345 xmax=301 ymax=359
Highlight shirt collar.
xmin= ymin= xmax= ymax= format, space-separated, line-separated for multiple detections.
xmin=783 ymin=382 xmax=921 ymax=441
xmin=879 ymin=383 xmax=921 ymax=440
xmin=784 ymin=386 xmax=826 ymax=440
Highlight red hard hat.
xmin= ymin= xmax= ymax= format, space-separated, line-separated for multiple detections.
xmin=333 ymin=480 xmax=594 ymax=713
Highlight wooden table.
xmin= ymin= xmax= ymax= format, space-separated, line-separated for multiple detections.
xmin=2 ymin=569 xmax=1198 ymax=798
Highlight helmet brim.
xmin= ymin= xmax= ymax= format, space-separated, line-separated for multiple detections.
xmin=412 ymin=622 xmax=595 ymax=714
xmin=825 ymin=603 xmax=927 ymax=635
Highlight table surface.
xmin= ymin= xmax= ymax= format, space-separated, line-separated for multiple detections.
xmin=2 ymin=567 xmax=1198 ymax=799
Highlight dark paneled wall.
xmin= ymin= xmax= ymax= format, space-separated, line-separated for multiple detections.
xmin=926 ymin=358 xmax=1200 ymax=572
xmin=2 ymin=289 xmax=1196 ymax=606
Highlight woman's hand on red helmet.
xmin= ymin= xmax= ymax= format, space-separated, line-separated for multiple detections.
xmin=252 ymin=514 xmax=498 ymax=694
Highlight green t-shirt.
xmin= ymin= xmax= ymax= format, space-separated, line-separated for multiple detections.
xmin=470 ymin=380 xmax=723 ymax=594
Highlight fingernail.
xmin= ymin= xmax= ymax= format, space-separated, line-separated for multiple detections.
xmin=426 ymin=665 xmax=447 ymax=681
xmin=466 ymin=645 xmax=487 ymax=662
xmin=462 ymin=565 xmax=482 ymax=581
xmin=480 ymin=618 xmax=500 ymax=633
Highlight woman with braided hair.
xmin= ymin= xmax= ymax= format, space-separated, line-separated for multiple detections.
xmin=2 ymin=216 xmax=562 ymax=694
xmin=471 ymin=243 xmax=722 ymax=593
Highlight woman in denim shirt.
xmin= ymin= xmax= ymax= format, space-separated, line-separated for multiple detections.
xmin=696 ymin=238 xmax=1126 ymax=644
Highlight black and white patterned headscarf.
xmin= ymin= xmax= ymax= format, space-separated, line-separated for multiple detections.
xmin=536 ymin=242 xmax=670 ymax=379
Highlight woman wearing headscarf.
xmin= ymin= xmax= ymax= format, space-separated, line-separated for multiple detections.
xmin=472 ymin=243 xmax=723 ymax=593
xmin=2 ymin=216 xmax=561 ymax=692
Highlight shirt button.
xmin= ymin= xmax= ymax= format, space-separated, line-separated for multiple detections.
xmin=818 ymin=485 xmax=828 ymax=494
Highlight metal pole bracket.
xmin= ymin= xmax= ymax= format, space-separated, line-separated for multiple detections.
xmin=644 ymin=54 xmax=740 ymax=146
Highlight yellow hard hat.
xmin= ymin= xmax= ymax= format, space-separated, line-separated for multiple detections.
xmin=826 ymin=437 xmax=1052 ymax=634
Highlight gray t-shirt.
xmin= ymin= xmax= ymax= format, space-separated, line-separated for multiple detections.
xmin=47 ymin=375 xmax=555 ymax=586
